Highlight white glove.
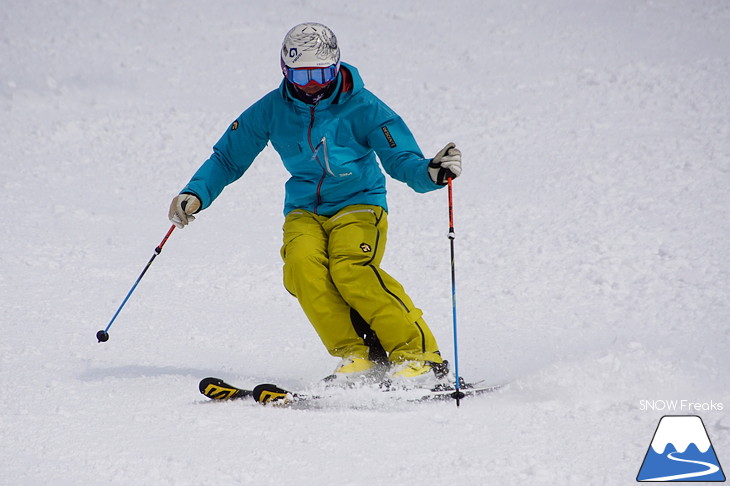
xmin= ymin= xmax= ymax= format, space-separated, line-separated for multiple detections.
xmin=168 ymin=193 xmax=201 ymax=228
xmin=428 ymin=142 xmax=462 ymax=185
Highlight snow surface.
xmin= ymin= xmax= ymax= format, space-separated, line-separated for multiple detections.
xmin=2 ymin=0 xmax=729 ymax=484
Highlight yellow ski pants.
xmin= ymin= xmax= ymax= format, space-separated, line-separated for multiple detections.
xmin=281 ymin=205 xmax=443 ymax=364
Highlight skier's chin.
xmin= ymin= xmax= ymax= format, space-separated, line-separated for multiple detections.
xmin=298 ymin=83 xmax=328 ymax=95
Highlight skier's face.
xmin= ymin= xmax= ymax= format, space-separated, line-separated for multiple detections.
xmin=297 ymin=82 xmax=329 ymax=95
xmin=283 ymin=64 xmax=338 ymax=95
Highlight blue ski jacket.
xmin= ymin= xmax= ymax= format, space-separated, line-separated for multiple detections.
xmin=181 ymin=62 xmax=442 ymax=216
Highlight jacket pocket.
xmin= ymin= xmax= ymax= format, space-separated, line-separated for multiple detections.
xmin=331 ymin=125 xmax=371 ymax=178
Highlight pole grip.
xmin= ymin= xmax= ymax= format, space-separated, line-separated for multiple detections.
xmin=156 ymin=224 xmax=176 ymax=254
xmin=447 ymin=178 xmax=455 ymax=239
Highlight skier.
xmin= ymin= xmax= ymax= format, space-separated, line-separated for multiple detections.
xmin=169 ymin=23 xmax=462 ymax=384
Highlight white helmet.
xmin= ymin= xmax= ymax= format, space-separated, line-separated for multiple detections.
xmin=281 ymin=22 xmax=340 ymax=69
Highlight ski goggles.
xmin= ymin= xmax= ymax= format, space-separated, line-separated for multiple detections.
xmin=284 ymin=63 xmax=339 ymax=87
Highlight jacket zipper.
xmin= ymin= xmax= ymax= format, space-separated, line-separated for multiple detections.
xmin=308 ymin=106 xmax=326 ymax=215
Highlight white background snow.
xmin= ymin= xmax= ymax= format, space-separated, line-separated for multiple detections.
xmin=1 ymin=1 xmax=728 ymax=484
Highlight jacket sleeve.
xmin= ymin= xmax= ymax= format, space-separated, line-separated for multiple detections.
xmin=363 ymin=96 xmax=441 ymax=194
xmin=181 ymin=96 xmax=271 ymax=209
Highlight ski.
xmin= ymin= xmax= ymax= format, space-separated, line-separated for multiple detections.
xmin=198 ymin=377 xmax=294 ymax=404
xmin=424 ymin=381 xmax=503 ymax=400
xmin=198 ymin=377 xmax=254 ymax=400
xmin=199 ymin=376 xmax=501 ymax=407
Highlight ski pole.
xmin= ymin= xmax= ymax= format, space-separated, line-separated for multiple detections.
xmin=447 ymin=178 xmax=465 ymax=406
xmin=96 ymin=224 xmax=176 ymax=342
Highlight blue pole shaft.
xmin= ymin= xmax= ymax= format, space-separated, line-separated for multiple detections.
xmin=447 ymin=178 xmax=462 ymax=406
xmin=102 ymin=225 xmax=176 ymax=334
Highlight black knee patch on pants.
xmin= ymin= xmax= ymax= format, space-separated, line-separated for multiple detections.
xmin=350 ymin=308 xmax=388 ymax=365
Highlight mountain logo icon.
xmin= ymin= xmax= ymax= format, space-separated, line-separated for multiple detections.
xmin=637 ymin=415 xmax=726 ymax=482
